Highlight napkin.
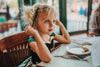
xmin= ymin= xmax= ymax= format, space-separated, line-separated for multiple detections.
xmin=71 ymin=39 xmax=92 ymax=45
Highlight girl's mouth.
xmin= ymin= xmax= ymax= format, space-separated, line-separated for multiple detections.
xmin=49 ymin=29 xmax=53 ymax=31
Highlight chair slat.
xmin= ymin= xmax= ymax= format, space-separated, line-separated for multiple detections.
xmin=0 ymin=31 xmax=30 ymax=67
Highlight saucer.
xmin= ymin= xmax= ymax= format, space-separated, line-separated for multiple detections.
xmin=66 ymin=45 xmax=91 ymax=56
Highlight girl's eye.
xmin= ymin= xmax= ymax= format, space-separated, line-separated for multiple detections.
xmin=53 ymin=20 xmax=56 ymax=23
xmin=45 ymin=20 xmax=49 ymax=23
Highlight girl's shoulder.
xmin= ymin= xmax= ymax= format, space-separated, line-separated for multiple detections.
xmin=28 ymin=32 xmax=56 ymax=44
xmin=28 ymin=37 xmax=36 ymax=44
xmin=50 ymin=32 xmax=56 ymax=37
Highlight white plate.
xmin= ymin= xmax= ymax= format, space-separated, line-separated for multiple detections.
xmin=66 ymin=45 xmax=91 ymax=56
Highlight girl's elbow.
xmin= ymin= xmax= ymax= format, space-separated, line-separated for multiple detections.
xmin=68 ymin=40 xmax=71 ymax=44
xmin=43 ymin=57 xmax=52 ymax=63
xmin=64 ymin=39 xmax=71 ymax=44
xmin=46 ymin=57 xmax=52 ymax=62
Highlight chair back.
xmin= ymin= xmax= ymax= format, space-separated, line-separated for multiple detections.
xmin=0 ymin=31 xmax=30 ymax=67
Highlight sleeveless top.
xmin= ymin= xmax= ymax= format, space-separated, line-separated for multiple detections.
xmin=28 ymin=32 xmax=55 ymax=64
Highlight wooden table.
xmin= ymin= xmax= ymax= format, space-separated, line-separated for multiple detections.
xmin=38 ymin=40 xmax=93 ymax=67
xmin=91 ymin=37 xmax=100 ymax=67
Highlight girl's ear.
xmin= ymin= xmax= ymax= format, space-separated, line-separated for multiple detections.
xmin=33 ymin=23 xmax=38 ymax=29
xmin=35 ymin=25 xmax=38 ymax=29
xmin=33 ymin=17 xmax=38 ymax=29
xmin=33 ymin=24 xmax=36 ymax=29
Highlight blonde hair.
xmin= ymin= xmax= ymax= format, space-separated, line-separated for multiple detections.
xmin=23 ymin=3 xmax=58 ymax=29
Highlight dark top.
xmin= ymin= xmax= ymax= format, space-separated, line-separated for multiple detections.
xmin=28 ymin=32 xmax=55 ymax=64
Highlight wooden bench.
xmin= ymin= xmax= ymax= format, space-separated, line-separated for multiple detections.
xmin=0 ymin=31 xmax=30 ymax=67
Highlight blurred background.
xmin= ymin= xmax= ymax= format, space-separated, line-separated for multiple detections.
xmin=0 ymin=0 xmax=99 ymax=39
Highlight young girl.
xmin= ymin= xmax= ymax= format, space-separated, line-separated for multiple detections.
xmin=24 ymin=3 xmax=71 ymax=64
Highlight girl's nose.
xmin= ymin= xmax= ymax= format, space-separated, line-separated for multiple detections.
xmin=50 ymin=22 xmax=54 ymax=27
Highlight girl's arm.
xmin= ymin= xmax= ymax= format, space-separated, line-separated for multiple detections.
xmin=25 ymin=26 xmax=51 ymax=62
xmin=54 ymin=20 xmax=71 ymax=44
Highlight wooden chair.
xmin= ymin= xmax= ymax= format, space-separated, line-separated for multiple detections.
xmin=0 ymin=31 xmax=30 ymax=67
xmin=0 ymin=21 xmax=17 ymax=33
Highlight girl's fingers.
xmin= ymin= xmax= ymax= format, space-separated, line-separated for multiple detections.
xmin=25 ymin=28 xmax=28 ymax=33
xmin=25 ymin=27 xmax=33 ymax=33
xmin=25 ymin=26 xmax=30 ymax=33
xmin=25 ymin=26 xmax=29 ymax=31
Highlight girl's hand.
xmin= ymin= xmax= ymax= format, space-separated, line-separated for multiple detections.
xmin=25 ymin=26 xmax=38 ymax=36
xmin=55 ymin=19 xmax=63 ymax=27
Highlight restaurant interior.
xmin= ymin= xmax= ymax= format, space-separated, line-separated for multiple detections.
xmin=0 ymin=0 xmax=100 ymax=67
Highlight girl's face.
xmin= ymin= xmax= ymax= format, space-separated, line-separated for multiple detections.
xmin=37 ymin=12 xmax=56 ymax=35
